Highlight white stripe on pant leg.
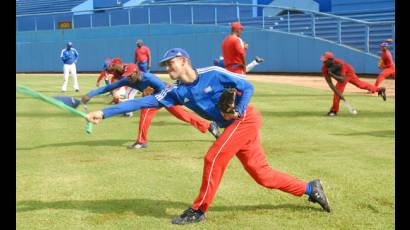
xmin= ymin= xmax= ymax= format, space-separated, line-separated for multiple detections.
xmin=197 ymin=111 xmax=247 ymax=208
xmin=138 ymin=108 xmax=150 ymax=143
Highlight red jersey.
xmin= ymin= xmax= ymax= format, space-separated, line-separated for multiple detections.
xmin=321 ymin=58 xmax=355 ymax=78
xmin=221 ymin=35 xmax=246 ymax=67
xmin=381 ymin=49 xmax=395 ymax=69
xmin=135 ymin=46 xmax=151 ymax=63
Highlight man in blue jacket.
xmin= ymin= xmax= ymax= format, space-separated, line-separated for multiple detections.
xmin=60 ymin=41 xmax=80 ymax=92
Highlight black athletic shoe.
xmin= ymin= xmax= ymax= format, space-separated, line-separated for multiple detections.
xmin=208 ymin=121 xmax=221 ymax=139
xmin=127 ymin=142 xmax=147 ymax=149
xmin=378 ymin=87 xmax=386 ymax=101
xmin=75 ymin=89 xmax=80 ymax=92
xmin=308 ymin=179 xmax=331 ymax=212
xmin=255 ymin=56 xmax=264 ymax=63
xmin=327 ymin=111 xmax=337 ymax=116
xmin=171 ymin=208 xmax=205 ymax=225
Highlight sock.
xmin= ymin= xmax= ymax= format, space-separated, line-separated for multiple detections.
xmin=304 ymin=183 xmax=312 ymax=196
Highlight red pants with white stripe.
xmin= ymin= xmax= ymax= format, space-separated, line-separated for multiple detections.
xmin=331 ymin=73 xmax=381 ymax=113
xmin=136 ymin=105 xmax=211 ymax=144
xmin=191 ymin=105 xmax=307 ymax=212
xmin=374 ymin=67 xmax=395 ymax=87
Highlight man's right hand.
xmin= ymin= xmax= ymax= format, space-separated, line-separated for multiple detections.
xmin=82 ymin=95 xmax=90 ymax=104
xmin=86 ymin=111 xmax=104 ymax=124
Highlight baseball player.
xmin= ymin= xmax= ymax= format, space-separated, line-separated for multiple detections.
xmin=82 ymin=61 xmax=220 ymax=149
xmin=96 ymin=58 xmax=123 ymax=87
xmin=60 ymin=41 xmax=80 ymax=92
xmin=374 ymin=39 xmax=395 ymax=88
xmin=86 ymin=48 xmax=331 ymax=224
xmin=221 ymin=22 xmax=248 ymax=74
xmin=134 ymin=39 xmax=151 ymax=73
xmin=213 ymin=55 xmax=264 ymax=72
xmin=321 ymin=51 xmax=387 ymax=116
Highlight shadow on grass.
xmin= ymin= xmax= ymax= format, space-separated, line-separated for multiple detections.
xmin=16 ymin=139 xmax=211 ymax=151
xmin=16 ymin=198 xmax=322 ymax=219
xmin=260 ymin=110 xmax=395 ymax=118
xmin=332 ymin=130 xmax=394 ymax=138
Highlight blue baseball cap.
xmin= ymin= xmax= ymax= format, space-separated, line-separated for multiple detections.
xmin=159 ymin=48 xmax=190 ymax=66
xmin=67 ymin=41 xmax=72 ymax=46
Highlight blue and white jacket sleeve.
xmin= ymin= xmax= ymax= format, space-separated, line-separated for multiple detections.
xmin=219 ymin=72 xmax=254 ymax=116
xmin=60 ymin=49 xmax=66 ymax=62
xmin=86 ymin=77 xmax=128 ymax=98
xmin=73 ymin=48 xmax=79 ymax=62
xmin=154 ymin=85 xmax=180 ymax=108
xmin=102 ymin=95 xmax=162 ymax=118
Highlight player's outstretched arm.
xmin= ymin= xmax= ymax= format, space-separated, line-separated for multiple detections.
xmin=325 ymin=75 xmax=345 ymax=101
xmin=85 ymin=95 xmax=163 ymax=124
xmin=82 ymin=77 xmax=128 ymax=103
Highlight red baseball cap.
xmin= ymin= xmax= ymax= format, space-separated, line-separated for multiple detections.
xmin=111 ymin=57 xmax=122 ymax=64
xmin=231 ymin=22 xmax=244 ymax=31
xmin=320 ymin=52 xmax=334 ymax=61
xmin=122 ymin=63 xmax=139 ymax=77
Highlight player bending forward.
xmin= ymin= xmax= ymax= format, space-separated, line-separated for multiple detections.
xmin=86 ymin=48 xmax=331 ymax=224
xmin=321 ymin=51 xmax=387 ymax=116
xmin=82 ymin=61 xmax=220 ymax=149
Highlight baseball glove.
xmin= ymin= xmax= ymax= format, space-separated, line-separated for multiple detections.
xmin=377 ymin=59 xmax=385 ymax=69
xmin=142 ymin=86 xmax=155 ymax=96
xmin=217 ymin=88 xmax=237 ymax=119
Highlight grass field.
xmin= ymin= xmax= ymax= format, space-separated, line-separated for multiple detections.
xmin=16 ymin=74 xmax=395 ymax=229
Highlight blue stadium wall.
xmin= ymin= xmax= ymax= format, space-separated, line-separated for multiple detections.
xmin=16 ymin=24 xmax=380 ymax=74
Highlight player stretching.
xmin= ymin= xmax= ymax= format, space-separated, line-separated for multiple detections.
xmin=86 ymin=48 xmax=331 ymax=224
xmin=374 ymin=39 xmax=395 ymax=88
xmin=82 ymin=61 xmax=220 ymax=149
xmin=321 ymin=51 xmax=387 ymax=116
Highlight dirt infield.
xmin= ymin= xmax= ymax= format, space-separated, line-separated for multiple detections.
xmin=245 ymin=74 xmax=395 ymax=97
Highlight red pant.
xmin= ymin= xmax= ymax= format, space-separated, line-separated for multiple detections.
xmin=331 ymin=74 xmax=381 ymax=113
xmin=191 ymin=105 xmax=307 ymax=212
xmin=375 ymin=67 xmax=395 ymax=87
xmin=136 ymin=105 xmax=210 ymax=144
xmin=225 ymin=66 xmax=245 ymax=75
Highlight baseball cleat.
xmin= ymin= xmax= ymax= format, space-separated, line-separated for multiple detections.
xmin=124 ymin=112 xmax=133 ymax=117
xmin=127 ymin=142 xmax=147 ymax=149
xmin=378 ymin=87 xmax=386 ymax=101
xmin=75 ymin=89 xmax=80 ymax=92
xmin=171 ymin=208 xmax=205 ymax=225
xmin=208 ymin=121 xmax=221 ymax=139
xmin=255 ymin=56 xmax=264 ymax=63
xmin=308 ymin=179 xmax=331 ymax=212
xmin=327 ymin=111 xmax=337 ymax=116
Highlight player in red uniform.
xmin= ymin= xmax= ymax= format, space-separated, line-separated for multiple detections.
xmin=221 ymin=22 xmax=248 ymax=74
xmin=95 ymin=58 xmax=127 ymax=104
xmin=134 ymin=39 xmax=151 ymax=73
xmin=321 ymin=52 xmax=387 ymax=116
xmin=374 ymin=39 xmax=395 ymax=88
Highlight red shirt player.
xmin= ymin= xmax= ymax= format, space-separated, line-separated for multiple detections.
xmin=374 ymin=39 xmax=395 ymax=87
xmin=134 ymin=39 xmax=151 ymax=73
xmin=321 ymin=52 xmax=387 ymax=116
xmin=96 ymin=57 xmax=123 ymax=87
xmin=222 ymin=22 xmax=248 ymax=74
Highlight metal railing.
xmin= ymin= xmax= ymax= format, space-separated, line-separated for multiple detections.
xmin=16 ymin=3 xmax=395 ymax=55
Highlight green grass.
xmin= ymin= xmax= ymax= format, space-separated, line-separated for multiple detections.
xmin=16 ymin=74 xmax=394 ymax=229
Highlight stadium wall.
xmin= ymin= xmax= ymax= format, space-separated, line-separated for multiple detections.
xmin=16 ymin=24 xmax=380 ymax=74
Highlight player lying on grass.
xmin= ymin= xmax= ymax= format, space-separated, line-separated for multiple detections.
xmin=213 ymin=55 xmax=264 ymax=73
xmin=321 ymin=51 xmax=387 ymax=116
xmin=82 ymin=61 xmax=220 ymax=149
xmin=86 ymin=48 xmax=331 ymax=225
